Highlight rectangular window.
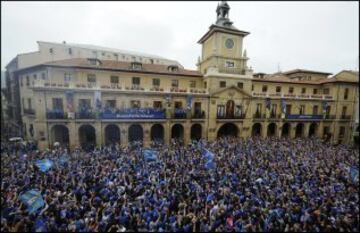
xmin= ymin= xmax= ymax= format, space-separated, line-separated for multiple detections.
xmin=79 ymin=99 xmax=91 ymax=108
xmin=251 ymin=84 xmax=254 ymax=91
xmin=323 ymin=88 xmax=329 ymax=95
xmin=87 ymin=74 xmax=96 ymax=83
xmin=289 ymin=87 xmax=294 ymax=94
xmin=33 ymin=74 xmax=37 ymax=80
xmin=217 ymin=105 xmax=225 ymax=117
xmin=190 ymin=81 xmax=196 ymax=88
xmin=339 ymin=126 xmax=345 ymax=138
xmin=26 ymin=76 xmax=30 ymax=86
xmin=204 ymin=81 xmax=207 ymax=89
xmin=276 ymin=86 xmax=281 ymax=93
xmin=342 ymin=106 xmax=347 ymax=116
xmin=28 ymin=98 xmax=32 ymax=110
xmin=153 ymin=78 xmax=160 ymax=87
xmin=256 ymin=103 xmax=262 ymax=115
xmin=175 ymin=101 xmax=182 ymax=108
xmin=237 ymin=82 xmax=243 ymax=89
xmin=172 ymin=80 xmax=179 ymax=88
xmin=132 ymin=77 xmax=140 ymax=85
xmin=262 ymin=85 xmax=268 ymax=93
xmin=153 ymin=101 xmax=162 ymax=109
xmin=271 ymin=104 xmax=277 ymax=117
xmin=286 ymin=104 xmax=292 ymax=114
xmin=301 ymin=88 xmax=306 ymax=94
xmin=20 ymin=77 xmax=23 ymax=87
xmin=313 ymin=105 xmax=318 ymax=115
xmin=52 ymin=98 xmax=63 ymax=110
xmin=110 ymin=76 xmax=119 ymax=84
xmin=313 ymin=88 xmax=318 ymax=94
xmin=68 ymin=48 xmax=72 ymax=55
xmin=300 ymin=105 xmax=305 ymax=115
xmin=220 ymin=81 xmax=226 ymax=88
xmin=225 ymin=61 xmax=235 ymax=68
xmin=41 ymin=72 xmax=46 ymax=80
xmin=64 ymin=73 xmax=72 ymax=82
xmin=131 ymin=100 xmax=141 ymax=108
xmin=106 ymin=100 xmax=116 ymax=108
xmin=344 ymin=88 xmax=348 ymax=100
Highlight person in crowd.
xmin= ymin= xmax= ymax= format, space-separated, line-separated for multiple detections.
xmin=1 ymin=136 xmax=359 ymax=232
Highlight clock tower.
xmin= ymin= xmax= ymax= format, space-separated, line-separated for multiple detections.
xmin=197 ymin=1 xmax=253 ymax=86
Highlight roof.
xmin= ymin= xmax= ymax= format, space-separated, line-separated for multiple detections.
xmin=282 ymin=69 xmax=332 ymax=76
xmin=37 ymin=41 xmax=182 ymax=67
xmin=17 ymin=58 xmax=203 ymax=77
xmin=324 ymin=70 xmax=359 ymax=84
xmin=198 ymin=24 xmax=250 ymax=44
xmin=253 ymin=72 xmax=359 ymax=85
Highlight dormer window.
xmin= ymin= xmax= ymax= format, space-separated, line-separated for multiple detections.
xmin=225 ymin=61 xmax=234 ymax=68
xmin=88 ymin=58 xmax=102 ymax=66
xmin=131 ymin=62 xmax=142 ymax=70
xmin=168 ymin=65 xmax=179 ymax=72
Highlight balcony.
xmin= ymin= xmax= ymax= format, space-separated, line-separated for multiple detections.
xmin=174 ymin=108 xmax=187 ymax=119
xmin=340 ymin=115 xmax=351 ymax=120
xmin=192 ymin=111 xmax=206 ymax=119
xmin=253 ymin=113 xmax=265 ymax=119
xmin=76 ymin=111 xmax=96 ymax=119
xmin=217 ymin=114 xmax=245 ymax=119
xmin=23 ymin=108 xmax=35 ymax=115
xmin=46 ymin=109 xmax=66 ymax=119
xmin=101 ymin=108 xmax=165 ymax=119
xmin=251 ymin=92 xmax=334 ymax=100
xmin=218 ymin=67 xmax=245 ymax=75
xmin=324 ymin=115 xmax=336 ymax=120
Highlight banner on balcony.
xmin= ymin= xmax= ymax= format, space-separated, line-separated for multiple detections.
xmin=65 ymin=91 xmax=74 ymax=112
xmin=281 ymin=99 xmax=286 ymax=119
xmin=322 ymin=100 xmax=329 ymax=114
xmin=101 ymin=108 xmax=166 ymax=119
xmin=94 ymin=91 xmax=102 ymax=110
xmin=186 ymin=95 xmax=192 ymax=110
xmin=286 ymin=114 xmax=323 ymax=120
xmin=265 ymin=98 xmax=271 ymax=118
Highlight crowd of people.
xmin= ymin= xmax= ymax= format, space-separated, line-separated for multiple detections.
xmin=1 ymin=136 xmax=359 ymax=232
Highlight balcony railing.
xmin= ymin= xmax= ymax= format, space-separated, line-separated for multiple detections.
xmin=192 ymin=111 xmax=205 ymax=119
xmin=76 ymin=111 xmax=96 ymax=119
xmin=252 ymin=92 xmax=333 ymax=100
xmin=101 ymin=108 xmax=165 ymax=119
xmin=217 ymin=114 xmax=245 ymax=119
xmin=253 ymin=113 xmax=265 ymax=119
xmin=340 ymin=115 xmax=351 ymax=120
xmin=218 ymin=67 xmax=245 ymax=74
xmin=324 ymin=115 xmax=336 ymax=119
xmin=46 ymin=109 xmax=66 ymax=119
xmin=173 ymin=108 xmax=187 ymax=119
xmin=23 ymin=108 xmax=35 ymax=115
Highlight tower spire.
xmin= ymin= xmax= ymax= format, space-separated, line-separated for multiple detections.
xmin=215 ymin=1 xmax=233 ymax=28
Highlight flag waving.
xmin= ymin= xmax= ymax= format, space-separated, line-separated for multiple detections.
xmin=18 ymin=190 xmax=44 ymax=214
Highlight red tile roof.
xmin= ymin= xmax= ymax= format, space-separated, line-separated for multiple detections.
xmin=42 ymin=58 xmax=203 ymax=77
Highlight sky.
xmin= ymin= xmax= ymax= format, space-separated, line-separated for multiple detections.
xmin=1 ymin=1 xmax=359 ymax=74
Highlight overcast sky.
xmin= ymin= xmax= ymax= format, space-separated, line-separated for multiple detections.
xmin=1 ymin=1 xmax=359 ymax=74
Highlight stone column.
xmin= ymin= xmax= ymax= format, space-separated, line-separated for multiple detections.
xmin=143 ymin=124 xmax=151 ymax=147
xmin=120 ymin=124 xmax=128 ymax=147
xmin=290 ymin=123 xmax=296 ymax=139
xmin=68 ymin=121 xmax=78 ymax=150
xmin=261 ymin=123 xmax=268 ymax=139
xmin=94 ymin=122 xmax=102 ymax=147
xmin=303 ymin=123 xmax=310 ymax=138
xmin=277 ymin=123 xmax=282 ymax=138
xmin=184 ymin=121 xmax=191 ymax=145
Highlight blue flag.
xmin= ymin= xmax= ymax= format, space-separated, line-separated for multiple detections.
xmin=350 ymin=167 xmax=359 ymax=182
xmin=143 ymin=149 xmax=157 ymax=162
xmin=34 ymin=159 xmax=54 ymax=172
xmin=202 ymin=149 xmax=214 ymax=161
xmin=58 ymin=155 xmax=69 ymax=165
xmin=206 ymin=193 xmax=215 ymax=202
xmin=33 ymin=218 xmax=47 ymax=232
xmin=19 ymin=190 xmax=44 ymax=214
xmin=205 ymin=160 xmax=216 ymax=170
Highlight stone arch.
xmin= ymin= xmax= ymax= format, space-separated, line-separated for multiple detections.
xmin=217 ymin=123 xmax=239 ymax=138
xmin=151 ymin=124 xmax=164 ymax=142
xmin=128 ymin=124 xmax=143 ymax=142
xmin=79 ymin=124 xmax=96 ymax=150
xmin=191 ymin=124 xmax=202 ymax=141
xmin=51 ymin=124 xmax=69 ymax=147
xmin=309 ymin=122 xmax=318 ymax=137
xmin=252 ymin=123 xmax=262 ymax=137
xmin=104 ymin=124 xmax=120 ymax=145
xmin=171 ymin=124 xmax=184 ymax=141
xmin=267 ymin=123 xmax=277 ymax=137
xmin=282 ymin=123 xmax=290 ymax=137
xmin=295 ymin=123 xmax=304 ymax=138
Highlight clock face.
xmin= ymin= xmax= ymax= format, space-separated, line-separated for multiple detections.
xmin=225 ymin=38 xmax=234 ymax=49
